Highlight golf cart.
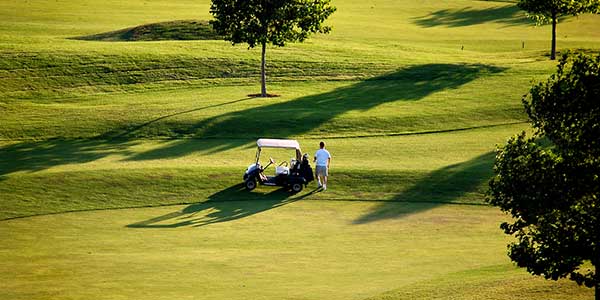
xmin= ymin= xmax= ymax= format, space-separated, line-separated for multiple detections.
xmin=243 ymin=138 xmax=314 ymax=193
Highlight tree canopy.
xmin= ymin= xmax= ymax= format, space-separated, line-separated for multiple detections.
xmin=517 ymin=0 xmax=600 ymax=59
xmin=487 ymin=52 xmax=600 ymax=299
xmin=210 ymin=0 xmax=336 ymax=97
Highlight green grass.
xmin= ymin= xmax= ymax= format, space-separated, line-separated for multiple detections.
xmin=1 ymin=0 xmax=599 ymax=298
xmin=0 ymin=124 xmax=526 ymax=220
xmin=0 ymin=202 xmax=593 ymax=300
xmin=1 ymin=69 xmax=529 ymax=140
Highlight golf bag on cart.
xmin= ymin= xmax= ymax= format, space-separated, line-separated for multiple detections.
xmin=299 ymin=153 xmax=314 ymax=185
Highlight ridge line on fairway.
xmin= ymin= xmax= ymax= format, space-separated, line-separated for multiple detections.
xmin=307 ymin=121 xmax=528 ymax=139
xmin=0 ymin=198 xmax=490 ymax=222
xmin=0 ymin=121 xmax=527 ymax=142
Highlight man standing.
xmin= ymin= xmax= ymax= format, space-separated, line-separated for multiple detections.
xmin=314 ymin=141 xmax=331 ymax=190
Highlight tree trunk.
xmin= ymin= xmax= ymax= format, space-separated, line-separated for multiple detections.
xmin=260 ymin=42 xmax=267 ymax=97
xmin=550 ymin=12 xmax=557 ymax=60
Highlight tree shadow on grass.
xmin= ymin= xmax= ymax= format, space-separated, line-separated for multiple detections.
xmin=103 ymin=97 xmax=254 ymax=139
xmin=413 ymin=5 xmax=531 ymax=28
xmin=127 ymin=184 xmax=319 ymax=228
xmin=0 ymin=138 xmax=138 ymax=180
xmin=126 ymin=151 xmax=496 ymax=228
xmin=126 ymin=63 xmax=506 ymax=161
xmin=0 ymin=98 xmax=256 ymax=180
xmin=0 ymin=64 xmax=504 ymax=179
xmin=353 ymin=151 xmax=495 ymax=224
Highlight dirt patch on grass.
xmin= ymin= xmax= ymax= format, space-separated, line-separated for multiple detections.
xmin=247 ymin=93 xmax=281 ymax=98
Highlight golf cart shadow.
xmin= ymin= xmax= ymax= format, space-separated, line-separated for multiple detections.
xmin=126 ymin=184 xmax=302 ymax=228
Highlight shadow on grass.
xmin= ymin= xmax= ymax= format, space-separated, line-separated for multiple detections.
xmin=104 ymin=97 xmax=253 ymax=139
xmin=125 ymin=152 xmax=496 ymax=228
xmin=353 ymin=151 xmax=495 ymax=224
xmin=0 ymin=138 xmax=137 ymax=180
xmin=0 ymin=63 xmax=504 ymax=179
xmin=413 ymin=5 xmax=531 ymax=28
xmin=0 ymin=98 xmax=255 ymax=180
xmin=127 ymin=63 xmax=505 ymax=160
xmin=127 ymin=184 xmax=319 ymax=228
xmin=71 ymin=20 xmax=222 ymax=41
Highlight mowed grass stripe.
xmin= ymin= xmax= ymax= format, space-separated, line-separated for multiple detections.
xmin=0 ymin=52 xmax=396 ymax=98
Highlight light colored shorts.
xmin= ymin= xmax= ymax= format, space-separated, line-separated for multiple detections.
xmin=315 ymin=165 xmax=328 ymax=177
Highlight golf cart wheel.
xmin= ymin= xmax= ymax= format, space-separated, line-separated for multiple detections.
xmin=291 ymin=183 xmax=303 ymax=193
xmin=245 ymin=179 xmax=257 ymax=191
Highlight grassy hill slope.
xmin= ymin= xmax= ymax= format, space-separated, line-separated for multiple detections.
xmin=0 ymin=0 xmax=599 ymax=299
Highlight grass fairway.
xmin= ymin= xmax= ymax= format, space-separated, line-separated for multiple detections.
xmin=0 ymin=124 xmax=525 ymax=220
xmin=0 ymin=201 xmax=592 ymax=300
xmin=1 ymin=0 xmax=600 ymax=298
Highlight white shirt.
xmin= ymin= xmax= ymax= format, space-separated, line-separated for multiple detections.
xmin=314 ymin=149 xmax=331 ymax=167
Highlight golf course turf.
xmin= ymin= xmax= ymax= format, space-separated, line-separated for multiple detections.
xmin=1 ymin=202 xmax=592 ymax=300
xmin=1 ymin=0 xmax=599 ymax=299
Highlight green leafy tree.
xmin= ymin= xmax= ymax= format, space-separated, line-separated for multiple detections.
xmin=210 ymin=0 xmax=336 ymax=97
xmin=487 ymin=52 xmax=600 ymax=300
xmin=517 ymin=0 xmax=600 ymax=60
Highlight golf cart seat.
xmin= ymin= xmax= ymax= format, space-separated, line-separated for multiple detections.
xmin=275 ymin=166 xmax=289 ymax=176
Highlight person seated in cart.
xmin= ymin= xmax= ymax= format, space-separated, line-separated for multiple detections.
xmin=243 ymin=138 xmax=313 ymax=193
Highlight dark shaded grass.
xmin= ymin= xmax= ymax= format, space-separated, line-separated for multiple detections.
xmin=72 ymin=20 xmax=222 ymax=41
xmin=353 ymin=151 xmax=494 ymax=224
xmin=413 ymin=5 xmax=531 ymax=28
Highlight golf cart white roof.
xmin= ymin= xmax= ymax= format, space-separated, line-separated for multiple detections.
xmin=257 ymin=138 xmax=300 ymax=149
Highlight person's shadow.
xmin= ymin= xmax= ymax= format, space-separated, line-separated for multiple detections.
xmin=127 ymin=184 xmax=319 ymax=228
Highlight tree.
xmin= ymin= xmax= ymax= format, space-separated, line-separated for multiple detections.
xmin=210 ymin=0 xmax=336 ymax=97
xmin=517 ymin=0 xmax=600 ymax=60
xmin=487 ymin=52 xmax=600 ymax=300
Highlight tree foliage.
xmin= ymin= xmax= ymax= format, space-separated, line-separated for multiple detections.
xmin=517 ymin=0 xmax=600 ymax=59
xmin=210 ymin=0 xmax=336 ymax=96
xmin=210 ymin=0 xmax=335 ymax=47
xmin=487 ymin=52 xmax=600 ymax=298
xmin=519 ymin=0 xmax=600 ymax=20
